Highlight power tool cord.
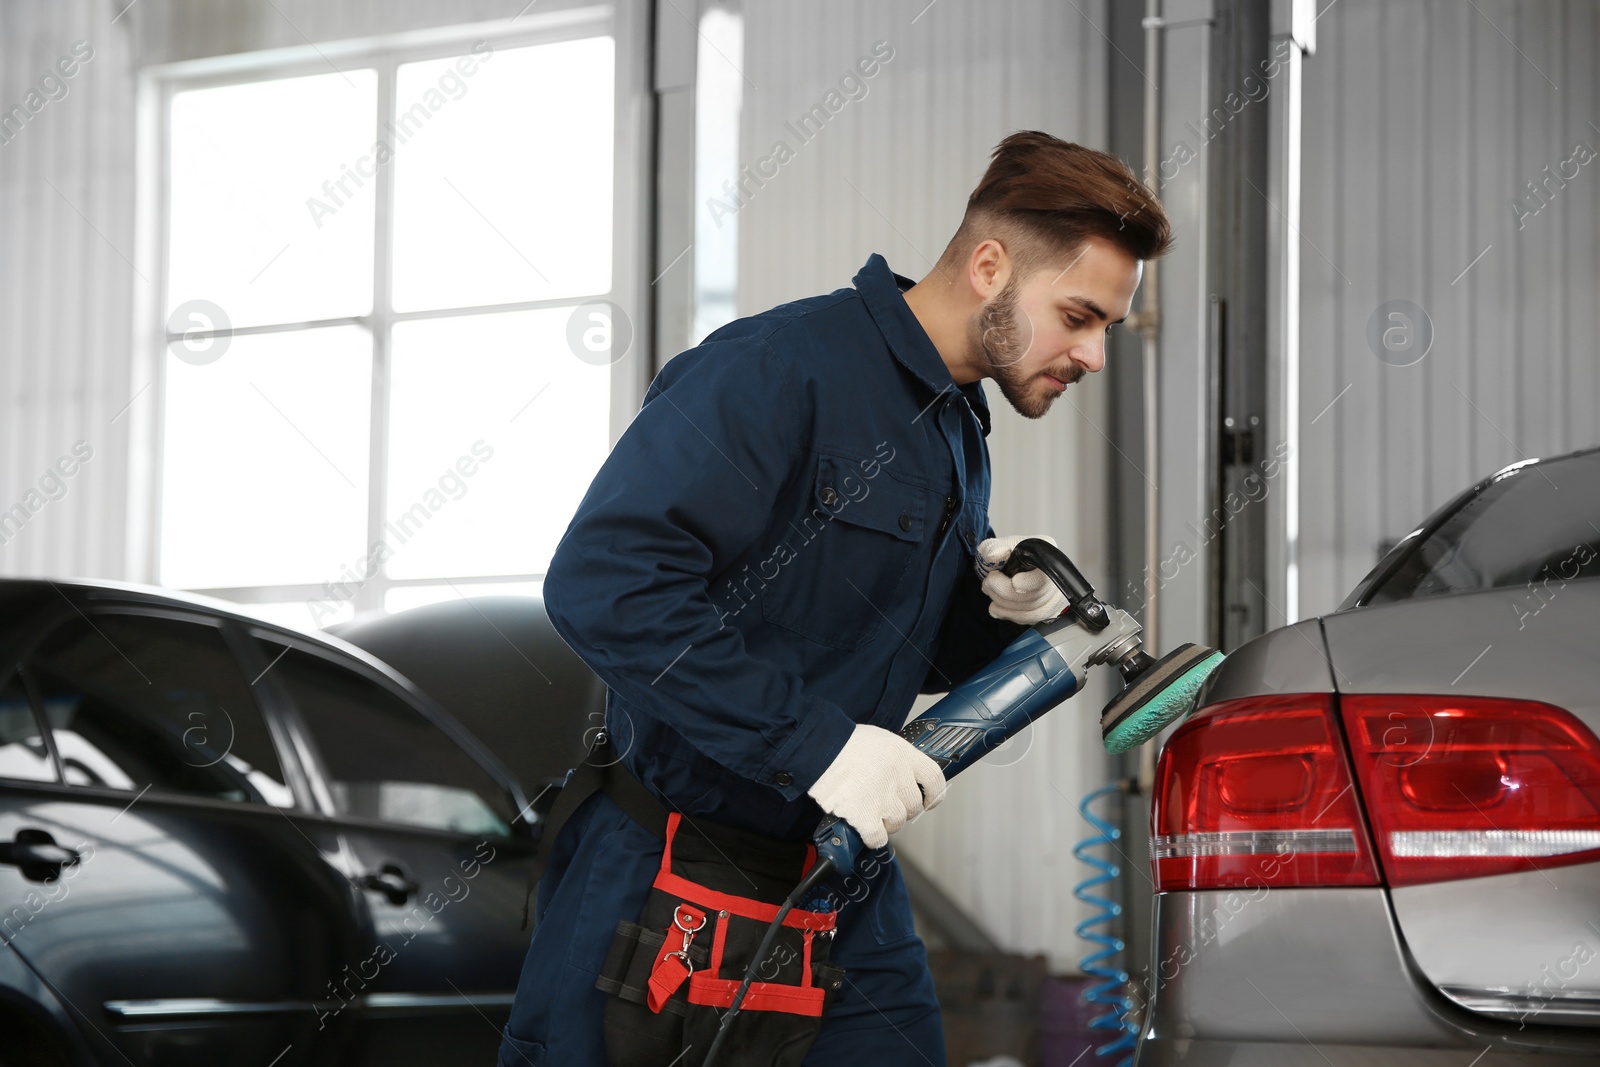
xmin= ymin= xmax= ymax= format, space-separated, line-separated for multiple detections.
xmin=700 ymin=857 xmax=836 ymax=1067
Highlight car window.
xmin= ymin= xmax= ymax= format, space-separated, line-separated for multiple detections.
xmin=1365 ymin=452 xmax=1600 ymax=605
xmin=26 ymin=613 xmax=294 ymax=806
xmin=0 ymin=673 xmax=57 ymax=783
xmin=258 ymin=641 xmax=512 ymax=837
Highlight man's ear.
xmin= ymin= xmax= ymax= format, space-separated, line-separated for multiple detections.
xmin=967 ymin=238 xmax=1012 ymax=297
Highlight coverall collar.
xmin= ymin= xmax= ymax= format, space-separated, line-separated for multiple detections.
xmin=854 ymin=253 xmax=993 ymax=437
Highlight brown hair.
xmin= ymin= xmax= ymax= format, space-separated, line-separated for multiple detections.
xmin=937 ymin=130 xmax=1172 ymax=281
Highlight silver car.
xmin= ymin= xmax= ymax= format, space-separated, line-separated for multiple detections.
xmin=1135 ymin=446 xmax=1600 ymax=1066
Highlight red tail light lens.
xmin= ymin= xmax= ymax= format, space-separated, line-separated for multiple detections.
xmin=1150 ymin=695 xmax=1381 ymax=891
xmin=1341 ymin=695 xmax=1600 ymax=886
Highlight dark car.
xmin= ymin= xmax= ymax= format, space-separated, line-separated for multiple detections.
xmin=0 ymin=578 xmax=537 ymax=1067
xmin=1136 ymin=446 xmax=1600 ymax=1066
xmin=327 ymin=594 xmax=605 ymax=809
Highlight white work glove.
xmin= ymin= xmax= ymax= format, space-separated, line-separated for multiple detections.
xmin=976 ymin=534 xmax=1070 ymax=625
xmin=807 ymin=724 xmax=948 ymax=849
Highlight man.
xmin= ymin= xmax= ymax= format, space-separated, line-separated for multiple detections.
xmin=498 ymin=130 xmax=1170 ymax=1066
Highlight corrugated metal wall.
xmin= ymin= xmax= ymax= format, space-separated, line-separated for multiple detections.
xmin=732 ymin=0 xmax=1115 ymax=970
xmin=1296 ymin=0 xmax=1600 ymax=617
xmin=0 ymin=0 xmax=138 ymax=581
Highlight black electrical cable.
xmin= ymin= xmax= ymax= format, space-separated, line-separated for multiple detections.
xmin=699 ymin=857 xmax=837 ymax=1067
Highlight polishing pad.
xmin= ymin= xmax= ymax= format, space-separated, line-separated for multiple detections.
xmin=1100 ymin=643 xmax=1225 ymax=754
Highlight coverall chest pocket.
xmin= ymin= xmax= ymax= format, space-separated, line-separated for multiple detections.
xmin=759 ymin=451 xmax=925 ymax=651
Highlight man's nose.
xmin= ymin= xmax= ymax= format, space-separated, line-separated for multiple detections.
xmin=1076 ymin=337 xmax=1106 ymax=374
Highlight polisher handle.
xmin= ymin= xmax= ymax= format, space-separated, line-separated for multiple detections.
xmin=999 ymin=537 xmax=1107 ymax=630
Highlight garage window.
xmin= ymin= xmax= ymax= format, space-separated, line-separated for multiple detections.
xmin=149 ymin=19 xmax=632 ymax=630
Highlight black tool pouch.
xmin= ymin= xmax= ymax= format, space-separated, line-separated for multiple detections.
xmin=596 ymin=812 xmax=844 ymax=1067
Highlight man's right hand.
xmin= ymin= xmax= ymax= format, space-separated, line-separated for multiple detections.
xmin=806 ymin=723 xmax=948 ymax=848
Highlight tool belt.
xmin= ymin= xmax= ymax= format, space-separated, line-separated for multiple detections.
xmin=529 ymin=735 xmax=844 ymax=1067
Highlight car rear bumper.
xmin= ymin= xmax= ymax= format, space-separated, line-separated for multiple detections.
xmin=1133 ymin=887 xmax=1600 ymax=1066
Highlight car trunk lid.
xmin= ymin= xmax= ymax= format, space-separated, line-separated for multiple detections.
xmin=1323 ymin=582 xmax=1600 ymax=1025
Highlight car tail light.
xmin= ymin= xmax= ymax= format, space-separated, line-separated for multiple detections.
xmin=1341 ymin=695 xmax=1600 ymax=886
xmin=1150 ymin=695 xmax=1381 ymax=891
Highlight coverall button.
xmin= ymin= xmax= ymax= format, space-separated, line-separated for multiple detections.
xmin=774 ymin=771 xmax=794 ymax=787
xmin=898 ymin=514 xmax=912 ymax=531
xmin=964 ymin=528 xmax=977 ymax=545
xmin=819 ymin=486 xmax=838 ymax=506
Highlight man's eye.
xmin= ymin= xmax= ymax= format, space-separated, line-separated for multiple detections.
xmin=1065 ymin=316 xmax=1086 ymax=330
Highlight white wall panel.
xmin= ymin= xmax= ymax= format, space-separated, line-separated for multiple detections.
xmin=0 ymin=0 xmax=138 ymax=582
xmin=1296 ymin=0 xmax=1600 ymax=617
xmin=729 ymin=0 xmax=1114 ymax=972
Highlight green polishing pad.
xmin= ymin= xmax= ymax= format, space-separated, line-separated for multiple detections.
xmin=1100 ymin=643 xmax=1226 ymax=754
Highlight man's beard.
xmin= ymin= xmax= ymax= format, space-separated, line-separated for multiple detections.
xmin=968 ymin=275 xmax=1082 ymax=420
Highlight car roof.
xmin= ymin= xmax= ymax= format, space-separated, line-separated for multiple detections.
xmin=0 ymin=576 xmax=529 ymax=806
xmin=0 ymin=575 xmax=389 ymax=669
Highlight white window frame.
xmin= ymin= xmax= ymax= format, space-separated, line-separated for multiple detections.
xmin=129 ymin=2 xmax=652 ymax=619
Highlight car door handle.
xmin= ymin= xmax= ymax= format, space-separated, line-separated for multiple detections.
xmin=360 ymin=864 xmax=420 ymax=906
xmin=0 ymin=829 xmax=82 ymax=883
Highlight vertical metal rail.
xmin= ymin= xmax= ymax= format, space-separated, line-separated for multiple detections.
xmin=364 ymin=60 xmax=399 ymax=619
xmin=1136 ymin=0 xmax=1164 ymax=790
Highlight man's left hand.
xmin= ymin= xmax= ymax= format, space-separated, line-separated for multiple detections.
xmin=975 ymin=534 xmax=1068 ymax=625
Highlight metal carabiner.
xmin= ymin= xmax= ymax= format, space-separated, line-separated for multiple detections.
xmin=670 ymin=906 xmax=707 ymax=969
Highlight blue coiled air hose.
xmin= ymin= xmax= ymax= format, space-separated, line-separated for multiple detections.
xmin=1073 ymin=781 xmax=1139 ymax=1066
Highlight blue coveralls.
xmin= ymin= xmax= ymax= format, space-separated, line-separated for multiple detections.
xmin=497 ymin=253 xmax=1025 ymax=1066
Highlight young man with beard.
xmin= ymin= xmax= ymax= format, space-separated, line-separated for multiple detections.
xmin=498 ymin=130 xmax=1170 ymax=1066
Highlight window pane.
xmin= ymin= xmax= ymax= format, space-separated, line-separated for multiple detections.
xmin=391 ymin=38 xmax=614 ymax=312
xmin=29 ymin=615 xmax=293 ymax=806
xmin=0 ymin=675 xmax=56 ymax=783
xmin=260 ymin=642 xmax=511 ymax=835
xmin=168 ymin=70 xmax=377 ymax=328
xmin=692 ymin=7 xmax=743 ymax=344
xmin=160 ymin=325 xmax=372 ymax=589
xmin=384 ymin=310 xmax=609 ymax=579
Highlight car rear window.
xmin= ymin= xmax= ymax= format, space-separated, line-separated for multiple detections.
xmin=257 ymin=640 xmax=515 ymax=836
xmin=1365 ymin=452 xmax=1600 ymax=604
